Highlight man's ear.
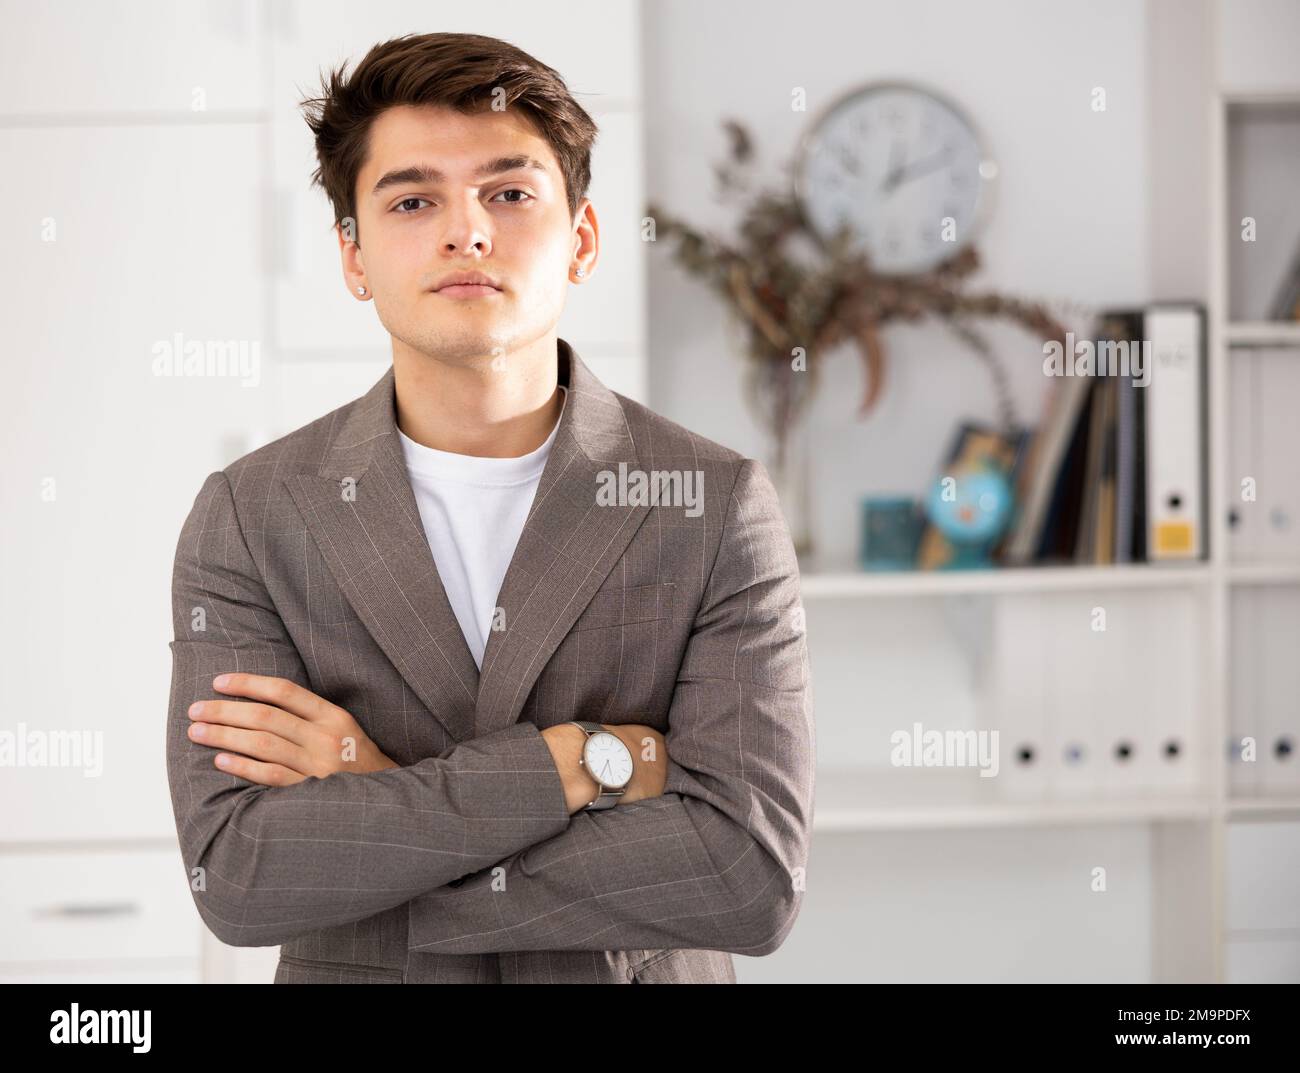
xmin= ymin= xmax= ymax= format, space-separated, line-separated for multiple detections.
xmin=337 ymin=218 xmax=368 ymax=298
xmin=571 ymin=197 xmax=598 ymax=273
xmin=337 ymin=215 xmax=359 ymax=247
xmin=571 ymin=196 xmax=592 ymax=236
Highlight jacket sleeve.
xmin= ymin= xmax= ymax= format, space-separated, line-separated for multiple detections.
xmin=406 ymin=458 xmax=816 ymax=958
xmin=166 ymin=470 xmax=571 ymax=948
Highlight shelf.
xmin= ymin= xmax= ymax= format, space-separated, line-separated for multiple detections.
xmin=1228 ymin=561 xmax=1300 ymax=585
xmin=798 ymin=562 xmax=1211 ymax=599
xmin=798 ymin=561 xmax=1300 ymax=597
xmin=1226 ymin=322 xmax=1300 ymax=347
xmin=1226 ymin=797 xmax=1300 ymax=818
xmin=813 ymin=770 xmax=1214 ymax=831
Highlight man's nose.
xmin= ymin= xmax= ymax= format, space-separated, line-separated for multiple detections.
xmin=439 ymin=195 xmax=492 ymax=256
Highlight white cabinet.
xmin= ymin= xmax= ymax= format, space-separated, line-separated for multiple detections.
xmin=0 ymin=846 xmax=202 ymax=980
xmin=1218 ymin=0 xmax=1300 ymax=94
xmin=1224 ymin=821 xmax=1300 ymax=983
xmin=0 ymin=0 xmax=267 ymax=116
xmin=1 ymin=0 xmax=646 ymax=982
xmin=1226 ymin=820 xmax=1300 ymax=933
xmin=0 ymin=123 xmax=268 ymax=841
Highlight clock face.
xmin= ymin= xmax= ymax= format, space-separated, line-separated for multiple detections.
xmin=584 ymin=731 xmax=634 ymax=789
xmin=796 ymin=82 xmax=996 ymax=275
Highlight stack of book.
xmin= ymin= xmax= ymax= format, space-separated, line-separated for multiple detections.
xmin=999 ymin=303 xmax=1207 ymax=566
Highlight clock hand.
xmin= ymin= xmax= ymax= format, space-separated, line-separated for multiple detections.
xmin=884 ymin=147 xmax=953 ymax=192
xmin=837 ymin=144 xmax=863 ymax=177
xmin=880 ymin=136 xmax=907 ymax=192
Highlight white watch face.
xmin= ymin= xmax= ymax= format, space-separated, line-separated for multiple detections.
xmin=584 ymin=731 xmax=634 ymax=790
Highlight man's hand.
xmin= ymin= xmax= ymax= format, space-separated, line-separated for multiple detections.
xmin=187 ymin=673 xmax=398 ymax=786
xmin=541 ymin=723 xmax=668 ymax=815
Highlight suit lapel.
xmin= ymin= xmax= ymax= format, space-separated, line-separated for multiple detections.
xmin=475 ymin=340 xmax=650 ymax=736
xmin=285 ymin=338 xmax=650 ymax=745
xmin=286 ymin=368 xmax=481 ymax=745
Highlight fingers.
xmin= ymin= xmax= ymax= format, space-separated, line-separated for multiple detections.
xmin=210 ymin=673 xmax=341 ymax=723
xmin=210 ymin=751 xmax=305 ymax=787
xmin=188 ymin=719 xmax=304 ymax=772
xmin=188 ymin=699 xmax=310 ymax=748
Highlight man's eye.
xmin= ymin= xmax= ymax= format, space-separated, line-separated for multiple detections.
xmin=493 ymin=189 xmax=534 ymax=204
xmin=394 ymin=197 xmax=429 ymax=213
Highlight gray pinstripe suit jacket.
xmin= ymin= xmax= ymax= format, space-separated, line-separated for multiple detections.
xmin=165 ymin=338 xmax=815 ymax=984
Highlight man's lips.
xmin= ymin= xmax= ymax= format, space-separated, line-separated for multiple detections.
xmin=433 ymin=284 xmax=502 ymax=298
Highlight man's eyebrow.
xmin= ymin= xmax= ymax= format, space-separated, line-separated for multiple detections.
xmin=370 ymin=156 xmax=550 ymax=196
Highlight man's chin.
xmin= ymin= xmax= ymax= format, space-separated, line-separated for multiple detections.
xmin=402 ymin=331 xmax=516 ymax=369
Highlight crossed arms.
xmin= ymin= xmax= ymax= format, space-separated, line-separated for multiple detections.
xmin=166 ymin=460 xmax=813 ymax=956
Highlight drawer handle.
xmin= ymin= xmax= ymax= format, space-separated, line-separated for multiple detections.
xmin=33 ymin=902 xmax=140 ymax=920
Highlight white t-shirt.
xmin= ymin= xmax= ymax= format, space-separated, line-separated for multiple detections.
xmin=396 ymin=387 xmax=567 ymax=670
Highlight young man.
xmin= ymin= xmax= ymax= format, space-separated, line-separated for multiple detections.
xmin=166 ymin=31 xmax=814 ymax=985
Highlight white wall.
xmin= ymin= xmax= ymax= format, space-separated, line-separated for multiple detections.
xmin=644 ymin=0 xmax=1152 ymax=566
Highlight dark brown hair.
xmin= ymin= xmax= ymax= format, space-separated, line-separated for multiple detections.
xmin=299 ymin=32 xmax=598 ymax=240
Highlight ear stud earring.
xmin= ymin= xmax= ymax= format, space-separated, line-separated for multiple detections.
xmin=574 ymin=268 xmax=585 ymax=278
xmin=356 ymin=285 xmax=367 ymax=296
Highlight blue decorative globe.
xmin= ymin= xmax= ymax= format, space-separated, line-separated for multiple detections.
xmin=923 ymin=466 xmax=1014 ymax=568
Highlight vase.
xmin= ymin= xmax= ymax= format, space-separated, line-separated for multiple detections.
xmin=767 ymin=420 xmax=814 ymax=564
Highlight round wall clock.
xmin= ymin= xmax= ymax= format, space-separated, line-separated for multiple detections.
xmin=794 ymin=80 xmax=998 ymax=275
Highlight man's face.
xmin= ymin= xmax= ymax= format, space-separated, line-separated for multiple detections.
xmin=344 ymin=103 xmax=590 ymax=368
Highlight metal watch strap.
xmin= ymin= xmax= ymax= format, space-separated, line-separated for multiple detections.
xmin=567 ymin=721 xmax=627 ymax=811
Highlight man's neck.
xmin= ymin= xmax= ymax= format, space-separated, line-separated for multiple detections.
xmin=393 ymin=337 xmax=563 ymax=458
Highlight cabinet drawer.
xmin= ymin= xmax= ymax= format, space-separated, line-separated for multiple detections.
xmin=0 ymin=963 xmax=200 ymax=984
xmin=0 ymin=846 xmax=202 ymax=965
xmin=1226 ymin=820 xmax=1300 ymax=932
xmin=1226 ymin=937 xmax=1300 ymax=984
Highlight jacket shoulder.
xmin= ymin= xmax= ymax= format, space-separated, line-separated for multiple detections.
xmin=219 ymin=388 xmax=368 ymax=498
xmin=613 ymin=391 xmax=748 ymax=475
xmin=612 ymin=393 xmax=791 ymax=546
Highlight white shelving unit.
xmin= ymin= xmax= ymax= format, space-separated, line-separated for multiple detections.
xmin=794 ymin=74 xmax=1300 ymax=984
xmin=800 ymin=562 xmax=1212 ymax=600
xmin=1211 ymin=76 xmax=1300 ymax=983
xmin=812 ymin=767 xmax=1216 ymax=833
xmin=1224 ymin=321 xmax=1300 ymax=346
xmin=799 ymin=556 xmax=1225 ymax=981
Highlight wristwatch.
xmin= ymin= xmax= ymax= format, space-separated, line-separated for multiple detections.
xmin=566 ymin=721 xmax=634 ymax=810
